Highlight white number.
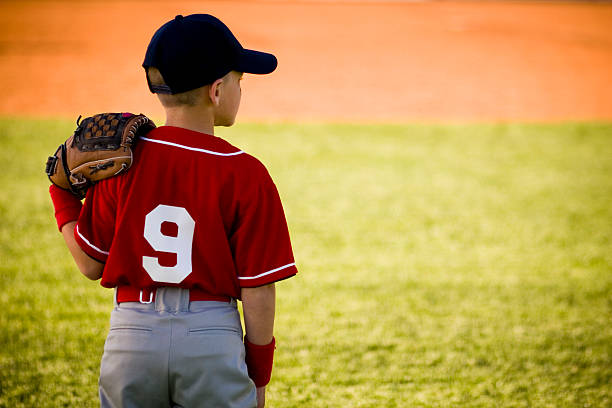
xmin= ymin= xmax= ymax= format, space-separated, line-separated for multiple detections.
xmin=142 ymin=204 xmax=195 ymax=284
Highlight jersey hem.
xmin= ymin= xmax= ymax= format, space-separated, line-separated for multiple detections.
xmin=74 ymin=224 xmax=109 ymax=263
xmin=238 ymin=264 xmax=298 ymax=288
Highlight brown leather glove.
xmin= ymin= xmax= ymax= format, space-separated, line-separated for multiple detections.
xmin=45 ymin=112 xmax=155 ymax=198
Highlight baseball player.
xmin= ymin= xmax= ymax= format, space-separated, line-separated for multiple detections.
xmin=48 ymin=14 xmax=297 ymax=408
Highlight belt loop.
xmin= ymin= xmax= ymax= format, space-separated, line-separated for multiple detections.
xmin=139 ymin=289 xmax=153 ymax=304
xmin=180 ymin=288 xmax=190 ymax=311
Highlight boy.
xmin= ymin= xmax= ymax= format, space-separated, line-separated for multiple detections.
xmin=48 ymin=14 xmax=297 ymax=408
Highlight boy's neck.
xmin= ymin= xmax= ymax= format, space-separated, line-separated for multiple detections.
xmin=164 ymin=106 xmax=215 ymax=135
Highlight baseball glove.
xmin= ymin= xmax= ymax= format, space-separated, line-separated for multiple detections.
xmin=45 ymin=112 xmax=156 ymax=198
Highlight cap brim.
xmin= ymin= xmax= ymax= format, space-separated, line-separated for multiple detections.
xmin=236 ymin=49 xmax=277 ymax=75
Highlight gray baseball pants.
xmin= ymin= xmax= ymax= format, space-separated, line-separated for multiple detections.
xmin=99 ymin=287 xmax=256 ymax=408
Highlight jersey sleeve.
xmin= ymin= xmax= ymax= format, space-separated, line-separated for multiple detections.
xmin=230 ymin=163 xmax=298 ymax=288
xmin=73 ymin=180 xmax=118 ymax=263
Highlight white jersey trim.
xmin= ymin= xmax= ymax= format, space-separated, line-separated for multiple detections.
xmin=238 ymin=263 xmax=296 ymax=281
xmin=141 ymin=136 xmax=245 ymax=156
xmin=76 ymin=224 xmax=110 ymax=256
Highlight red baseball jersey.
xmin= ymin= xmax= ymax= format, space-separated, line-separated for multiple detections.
xmin=74 ymin=126 xmax=297 ymax=299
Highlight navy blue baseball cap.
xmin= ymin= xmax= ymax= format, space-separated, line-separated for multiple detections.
xmin=143 ymin=14 xmax=277 ymax=94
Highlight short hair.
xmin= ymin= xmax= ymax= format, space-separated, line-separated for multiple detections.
xmin=146 ymin=67 xmax=203 ymax=107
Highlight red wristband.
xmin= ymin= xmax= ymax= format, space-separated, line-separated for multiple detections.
xmin=244 ymin=336 xmax=276 ymax=387
xmin=49 ymin=184 xmax=83 ymax=231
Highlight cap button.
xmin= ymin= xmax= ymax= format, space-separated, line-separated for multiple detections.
xmin=175 ymin=15 xmax=184 ymax=20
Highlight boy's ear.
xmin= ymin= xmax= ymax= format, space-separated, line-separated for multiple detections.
xmin=209 ymin=78 xmax=224 ymax=106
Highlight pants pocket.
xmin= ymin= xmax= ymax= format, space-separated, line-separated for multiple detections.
xmin=187 ymin=326 xmax=241 ymax=336
xmin=109 ymin=325 xmax=153 ymax=333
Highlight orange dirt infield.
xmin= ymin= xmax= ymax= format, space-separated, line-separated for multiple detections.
xmin=0 ymin=1 xmax=611 ymax=122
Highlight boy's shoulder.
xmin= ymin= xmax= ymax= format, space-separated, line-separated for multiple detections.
xmin=142 ymin=126 xmax=238 ymax=156
xmin=142 ymin=125 xmax=272 ymax=178
xmin=231 ymin=150 xmax=274 ymax=188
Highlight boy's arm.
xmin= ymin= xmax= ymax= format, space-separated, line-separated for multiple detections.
xmin=61 ymin=221 xmax=103 ymax=280
xmin=50 ymin=185 xmax=103 ymax=281
xmin=242 ymin=283 xmax=275 ymax=344
xmin=241 ymin=283 xmax=276 ymax=408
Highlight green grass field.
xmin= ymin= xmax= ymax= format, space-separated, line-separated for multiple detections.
xmin=0 ymin=118 xmax=611 ymax=407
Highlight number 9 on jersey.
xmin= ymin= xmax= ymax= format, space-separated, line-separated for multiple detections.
xmin=143 ymin=204 xmax=195 ymax=284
